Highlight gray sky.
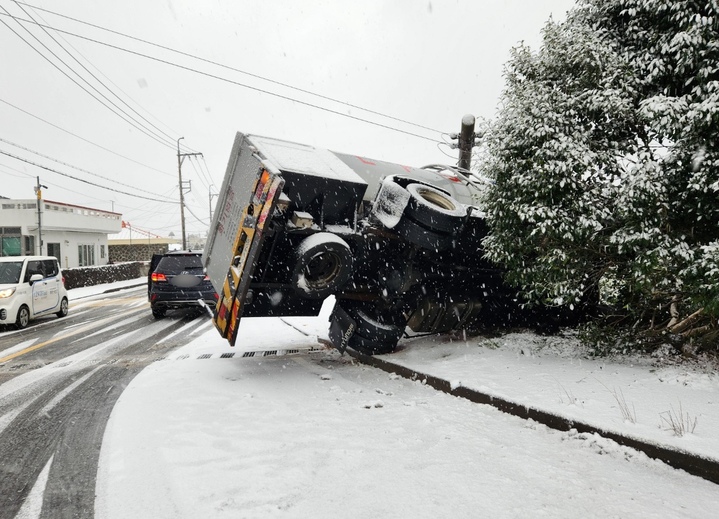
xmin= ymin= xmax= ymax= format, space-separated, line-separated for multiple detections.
xmin=0 ymin=0 xmax=576 ymax=237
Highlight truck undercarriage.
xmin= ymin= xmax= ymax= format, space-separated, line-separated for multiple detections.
xmin=203 ymin=133 xmax=585 ymax=355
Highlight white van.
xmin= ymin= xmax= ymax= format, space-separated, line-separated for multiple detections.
xmin=0 ymin=256 xmax=69 ymax=329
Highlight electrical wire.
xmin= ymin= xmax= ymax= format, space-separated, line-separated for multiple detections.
xmin=188 ymin=155 xmax=213 ymax=191
xmin=0 ymin=11 xmax=442 ymax=144
xmin=13 ymin=0 xmax=443 ymax=135
xmin=0 ymin=149 xmax=175 ymax=203
xmin=0 ymin=7 xmax=179 ymax=151
xmin=198 ymin=156 xmax=216 ymax=186
xmin=184 ymin=203 xmax=209 ymax=226
xmin=436 ymin=141 xmax=460 ymax=161
xmin=0 ymin=97 xmax=176 ymax=178
xmin=0 ymin=137 xmax=175 ymax=200
xmin=12 ymin=1 xmax=185 ymax=150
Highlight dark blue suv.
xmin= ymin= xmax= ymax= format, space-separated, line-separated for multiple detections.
xmin=148 ymin=250 xmax=218 ymax=318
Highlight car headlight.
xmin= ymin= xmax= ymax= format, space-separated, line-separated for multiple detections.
xmin=0 ymin=288 xmax=16 ymax=298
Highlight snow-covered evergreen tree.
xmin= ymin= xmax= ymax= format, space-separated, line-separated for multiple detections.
xmin=481 ymin=0 xmax=719 ymax=349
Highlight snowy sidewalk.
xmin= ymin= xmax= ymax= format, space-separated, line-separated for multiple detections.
xmin=382 ymin=331 xmax=719 ymax=466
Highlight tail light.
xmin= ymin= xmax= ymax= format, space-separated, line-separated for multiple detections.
xmin=151 ymin=272 xmax=167 ymax=282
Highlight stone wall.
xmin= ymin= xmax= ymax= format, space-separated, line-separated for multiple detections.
xmin=109 ymin=244 xmax=169 ymax=263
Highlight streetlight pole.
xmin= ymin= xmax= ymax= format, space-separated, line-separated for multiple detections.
xmin=177 ymin=137 xmax=202 ymax=250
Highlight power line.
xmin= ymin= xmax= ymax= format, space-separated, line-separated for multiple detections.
xmin=12 ymin=1 xmax=184 ymax=149
xmin=0 ymin=159 xmax=186 ymax=235
xmin=188 ymin=155 xmax=213 ymax=191
xmin=184 ymin=202 xmax=209 ymax=226
xmin=14 ymin=0 xmax=443 ymax=135
xmin=0 ymin=11 xmax=441 ymax=144
xmin=0 ymin=137 xmax=175 ymax=200
xmin=0 ymin=6 xmax=179 ymax=151
xmin=0 ymin=149 xmax=175 ymax=203
xmin=199 ymin=156 xmax=216 ymax=185
xmin=0 ymin=97 xmax=175 ymax=178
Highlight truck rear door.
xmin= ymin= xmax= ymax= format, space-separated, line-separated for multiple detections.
xmin=203 ymin=134 xmax=285 ymax=346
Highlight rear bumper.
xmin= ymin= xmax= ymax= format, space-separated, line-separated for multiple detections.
xmin=149 ymin=288 xmax=218 ymax=309
xmin=151 ymin=296 xmax=217 ymax=308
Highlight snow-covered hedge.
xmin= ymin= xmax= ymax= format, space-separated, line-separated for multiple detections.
xmin=480 ymin=0 xmax=719 ymax=350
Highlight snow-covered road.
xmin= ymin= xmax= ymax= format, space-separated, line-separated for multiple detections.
xmin=75 ymin=282 xmax=719 ymax=518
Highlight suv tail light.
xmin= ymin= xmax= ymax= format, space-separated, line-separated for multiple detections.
xmin=151 ymin=272 xmax=167 ymax=282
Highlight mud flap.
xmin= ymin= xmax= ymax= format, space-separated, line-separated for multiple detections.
xmin=328 ymin=304 xmax=357 ymax=354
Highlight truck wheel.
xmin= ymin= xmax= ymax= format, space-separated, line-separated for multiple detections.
xmin=395 ymin=216 xmax=453 ymax=251
xmin=344 ymin=304 xmax=406 ymax=344
xmin=348 ymin=334 xmax=398 ymax=355
xmin=293 ymin=233 xmax=353 ymax=299
xmin=15 ymin=305 xmax=30 ymax=329
xmin=403 ymin=183 xmax=466 ymax=233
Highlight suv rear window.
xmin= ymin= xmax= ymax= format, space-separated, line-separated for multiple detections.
xmin=156 ymin=255 xmax=204 ymax=274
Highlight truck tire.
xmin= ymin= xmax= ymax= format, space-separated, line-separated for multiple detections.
xmin=403 ymin=183 xmax=466 ymax=233
xmin=293 ymin=233 xmax=353 ymax=300
xmin=345 ymin=304 xmax=406 ymax=344
xmin=395 ymin=216 xmax=453 ymax=251
xmin=348 ymin=333 xmax=398 ymax=355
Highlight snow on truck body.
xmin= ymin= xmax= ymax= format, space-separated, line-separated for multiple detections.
xmin=204 ymin=132 xmax=522 ymax=354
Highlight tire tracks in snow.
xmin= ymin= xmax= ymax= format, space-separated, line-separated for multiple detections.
xmin=0 ymin=313 xmax=209 ymax=518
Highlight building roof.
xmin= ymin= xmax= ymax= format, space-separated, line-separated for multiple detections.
xmin=108 ymin=223 xmax=180 ymax=246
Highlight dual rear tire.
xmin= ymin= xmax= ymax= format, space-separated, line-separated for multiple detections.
xmin=386 ymin=183 xmax=467 ymax=250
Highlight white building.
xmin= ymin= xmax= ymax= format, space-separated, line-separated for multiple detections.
xmin=0 ymin=197 xmax=122 ymax=268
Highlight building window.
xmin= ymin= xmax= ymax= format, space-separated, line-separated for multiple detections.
xmin=78 ymin=244 xmax=95 ymax=266
xmin=1 ymin=237 xmax=21 ymax=256
xmin=48 ymin=242 xmax=61 ymax=261
xmin=100 ymin=244 xmax=106 ymax=259
xmin=24 ymin=236 xmax=35 ymax=255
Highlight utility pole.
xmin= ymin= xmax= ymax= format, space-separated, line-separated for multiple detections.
xmin=457 ymin=114 xmax=476 ymax=172
xmin=209 ymin=186 xmax=218 ymax=222
xmin=33 ymin=176 xmax=47 ymax=255
xmin=177 ymin=137 xmax=202 ymax=250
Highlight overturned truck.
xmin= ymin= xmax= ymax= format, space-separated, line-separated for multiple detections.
xmin=203 ymin=133 xmax=571 ymax=355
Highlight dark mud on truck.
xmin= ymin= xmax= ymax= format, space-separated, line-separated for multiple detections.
xmin=203 ymin=133 xmax=590 ymax=355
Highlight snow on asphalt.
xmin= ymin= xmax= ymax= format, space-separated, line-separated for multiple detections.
xmin=71 ymin=281 xmax=719 ymax=517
